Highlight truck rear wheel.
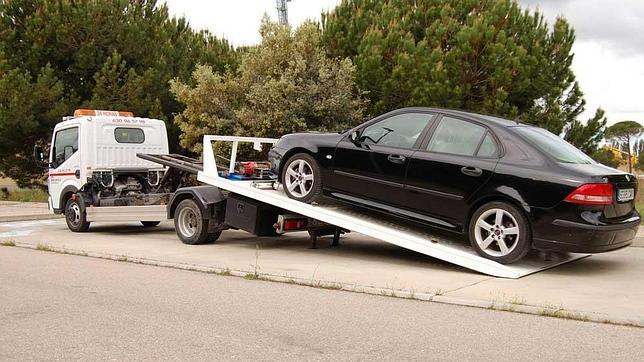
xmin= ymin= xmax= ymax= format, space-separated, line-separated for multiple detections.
xmin=65 ymin=198 xmax=90 ymax=232
xmin=174 ymin=199 xmax=210 ymax=245
xmin=141 ymin=221 xmax=160 ymax=227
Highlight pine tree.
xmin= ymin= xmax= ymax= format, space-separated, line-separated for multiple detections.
xmin=0 ymin=0 xmax=238 ymax=186
xmin=322 ymin=0 xmax=602 ymax=143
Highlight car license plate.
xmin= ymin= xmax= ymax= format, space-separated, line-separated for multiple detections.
xmin=618 ymin=188 xmax=634 ymax=202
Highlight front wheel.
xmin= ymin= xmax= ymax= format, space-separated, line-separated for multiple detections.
xmin=281 ymin=153 xmax=323 ymax=203
xmin=468 ymin=201 xmax=531 ymax=264
xmin=65 ymin=198 xmax=90 ymax=232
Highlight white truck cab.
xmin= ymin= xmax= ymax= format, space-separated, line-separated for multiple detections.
xmin=45 ymin=109 xmax=169 ymax=230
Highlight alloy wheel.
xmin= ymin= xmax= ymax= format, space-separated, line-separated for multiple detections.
xmin=284 ymin=159 xmax=314 ymax=198
xmin=473 ymin=208 xmax=520 ymax=258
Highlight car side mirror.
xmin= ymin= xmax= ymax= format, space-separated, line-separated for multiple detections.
xmin=33 ymin=144 xmax=45 ymax=162
xmin=349 ymin=131 xmax=361 ymax=145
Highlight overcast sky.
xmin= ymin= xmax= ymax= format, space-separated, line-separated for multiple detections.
xmin=164 ymin=0 xmax=644 ymax=125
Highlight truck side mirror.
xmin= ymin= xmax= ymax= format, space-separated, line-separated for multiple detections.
xmin=33 ymin=144 xmax=45 ymax=162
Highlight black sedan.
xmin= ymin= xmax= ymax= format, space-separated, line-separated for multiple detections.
xmin=268 ymin=107 xmax=640 ymax=264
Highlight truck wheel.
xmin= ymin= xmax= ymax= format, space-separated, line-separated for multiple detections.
xmin=174 ymin=199 xmax=210 ymax=245
xmin=468 ymin=201 xmax=531 ymax=264
xmin=208 ymin=230 xmax=222 ymax=242
xmin=65 ymin=198 xmax=90 ymax=232
xmin=282 ymin=153 xmax=323 ymax=203
xmin=141 ymin=221 xmax=160 ymax=227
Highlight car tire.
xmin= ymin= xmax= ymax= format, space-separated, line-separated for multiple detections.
xmin=141 ymin=221 xmax=160 ymax=227
xmin=281 ymin=153 xmax=323 ymax=203
xmin=174 ymin=199 xmax=210 ymax=245
xmin=65 ymin=198 xmax=90 ymax=232
xmin=468 ymin=201 xmax=531 ymax=264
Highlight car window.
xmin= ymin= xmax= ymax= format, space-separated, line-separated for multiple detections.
xmin=53 ymin=127 xmax=79 ymax=167
xmin=359 ymin=113 xmax=432 ymax=149
xmin=114 ymin=127 xmax=145 ymax=144
xmin=477 ymin=132 xmax=498 ymax=158
xmin=513 ymin=126 xmax=594 ymax=164
xmin=427 ymin=117 xmax=486 ymax=156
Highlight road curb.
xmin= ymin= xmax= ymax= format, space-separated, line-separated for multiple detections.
xmin=7 ymin=241 xmax=643 ymax=329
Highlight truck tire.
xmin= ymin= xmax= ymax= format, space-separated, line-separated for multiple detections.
xmin=141 ymin=221 xmax=160 ymax=227
xmin=208 ymin=230 xmax=222 ymax=242
xmin=174 ymin=199 xmax=210 ymax=245
xmin=65 ymin=198 xmax=90 ymax=232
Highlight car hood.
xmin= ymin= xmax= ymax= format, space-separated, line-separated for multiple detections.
xmin=275 ymin=131 xmax=344 ymax=148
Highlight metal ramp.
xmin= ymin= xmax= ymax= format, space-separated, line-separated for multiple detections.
xmin=196 ymin=135 xmax=589 ymax=279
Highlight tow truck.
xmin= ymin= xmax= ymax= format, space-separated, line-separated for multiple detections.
xmin=35 ymin=109 xmax=588 ymax=278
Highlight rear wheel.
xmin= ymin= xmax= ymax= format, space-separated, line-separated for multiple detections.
xmin=141 ymin=221 xmax=160 ymax=227
xmin=468 ymin=201 xmax=530 ymax=264
xmin=65 ymin=198 xmax=90 ymax=232
xmin=174 ymin=199 xmax=210 ymax=245
xmin=281 ymin=153 xmax=323 ymax=203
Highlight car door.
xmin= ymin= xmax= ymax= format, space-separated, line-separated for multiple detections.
xmin=48 ymin=126 xmax=81 ymax=210
xmin=330 ymin=111 xmax=435 ymax=208
xmin=405 ymin=115 xmax=501 ymax=229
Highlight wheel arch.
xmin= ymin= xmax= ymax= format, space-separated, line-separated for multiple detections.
xmin=466 ymin=193 xmax=532 ymax=235
xmin=168 ymin=186 xmax=226 ymax=219
xmin=58 ymin=185 xmax=79 ymax=214
xmin=278 ymin=147 xmax=317 ymax=180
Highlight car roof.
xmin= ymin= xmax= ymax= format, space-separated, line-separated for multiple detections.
xmin=395 ymin=107 xmax=527 ymax=127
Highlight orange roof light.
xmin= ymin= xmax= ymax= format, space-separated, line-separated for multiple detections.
xmin=74 ymin=109 xmax=134 ymax=117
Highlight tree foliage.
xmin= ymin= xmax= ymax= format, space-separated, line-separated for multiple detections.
xmin=605 ymin=120 xmax=643 ymax=173
xmin=564 ymin=108 xmax=607 ymax=155
xmin=321 ymin=0 xmax=601 ymax=142
xmin=591 ymin=149 xmax=620 ymax=169
xmin=0 ymin=0 xmax=237 ymax=187
xmin=171 ymin=19 xmax=366 ymax=154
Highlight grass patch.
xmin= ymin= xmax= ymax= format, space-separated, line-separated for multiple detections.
xmin=36 ymin=243 xmax=52 ymax=251
xmin=1 ymin=240 xmax=15 ymax=246
xmin=243 ymin=273 xmax=259 ymax=280
xmin=0 ymin=188 xmax=48 ymax=202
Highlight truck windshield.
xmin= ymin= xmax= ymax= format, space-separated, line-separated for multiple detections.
xmin=513 ymin=126 xmax=595 ymax=164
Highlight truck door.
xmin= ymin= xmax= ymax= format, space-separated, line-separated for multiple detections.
xmin=48 ymin=126 xmax=81 ymax=211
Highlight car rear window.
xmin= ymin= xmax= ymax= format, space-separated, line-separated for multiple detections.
xmin=114 ymin=127 xmax=145 ymax=144
xmin=513 ymin=126 xmax=594 ymax=164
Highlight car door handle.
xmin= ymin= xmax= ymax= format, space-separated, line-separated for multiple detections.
xmin=387 ymin=154 xmax=406 ymax=164
xmin=461 ymin=166 xmax=483 ymax=177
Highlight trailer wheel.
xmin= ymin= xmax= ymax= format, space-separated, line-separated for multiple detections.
xmin=141 ymin=221 xmax=160 ymax=227
xmin=282 ymin=153 xmax=323 ymax=203
xmin=174 ymin=199 xmax=210 ymax=245
xmin=65 ymin=198 xmax=90 ymax=232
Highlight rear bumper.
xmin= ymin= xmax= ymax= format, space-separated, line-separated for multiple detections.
xmin=533 ymin=217 xmax=639 ymax=253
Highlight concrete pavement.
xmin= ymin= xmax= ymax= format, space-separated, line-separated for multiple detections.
xmin=1 ymin=247 xmax=643 ymax=361
xmin=1 ymin=216 xmax=643 ymax=327
xmin=0 ymin=201 xmax=60 ymax=222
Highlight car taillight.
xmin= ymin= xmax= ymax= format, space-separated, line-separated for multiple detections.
xmin=564 ymin=183 xmax=614 ymax=205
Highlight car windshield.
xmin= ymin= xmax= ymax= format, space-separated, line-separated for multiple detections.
xmin=513 ymin=126 xmax=595 ymax=164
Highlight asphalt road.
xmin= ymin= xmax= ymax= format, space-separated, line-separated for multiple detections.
xmin=1 ymin=247 xmax=643 ymax=361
